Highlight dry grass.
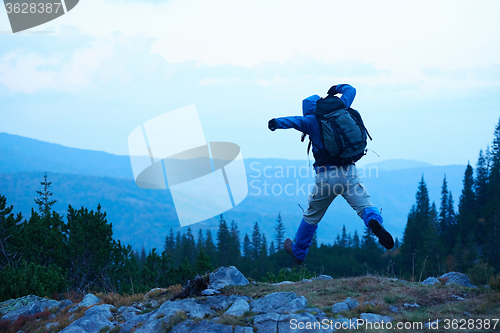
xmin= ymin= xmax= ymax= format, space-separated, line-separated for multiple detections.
xmin=3 ymin=275 xmax=500 ymax=333
xmin=161 ymin=310 xmax=187 ymax=332
xmin=221 ymin=274 xmax=500 ymax=332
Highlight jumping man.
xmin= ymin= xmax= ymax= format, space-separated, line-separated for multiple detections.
xmin=268 ymin=84 xmax=394 ymax=265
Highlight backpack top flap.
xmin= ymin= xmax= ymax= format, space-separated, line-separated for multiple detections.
xmin=313 ymin=95 xmax=345 ymax=118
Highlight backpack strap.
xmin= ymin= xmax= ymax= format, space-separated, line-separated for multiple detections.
xmin=347 ymin=108 xmax=372 ymax=141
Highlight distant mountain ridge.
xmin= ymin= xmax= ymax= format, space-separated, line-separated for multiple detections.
xmin=361 ymin=159 xmax=434 ymax=171
xmin=0 ymin=132 xmax=467 ymax=251
xmin=0 ymin=132 xmax=134 ymax=179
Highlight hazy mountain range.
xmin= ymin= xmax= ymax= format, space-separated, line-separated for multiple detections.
xmin=0 ymin=132 xmax=467 ymax=251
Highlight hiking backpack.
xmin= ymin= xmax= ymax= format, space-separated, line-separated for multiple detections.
xmin=309 ymin=95 xmax=372 ymax=164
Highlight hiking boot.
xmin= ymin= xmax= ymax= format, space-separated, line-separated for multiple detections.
xmin=369 ymin=219 xmax=394 ymax=250
xmin=284 ymin=238 xmax=304 ymax=265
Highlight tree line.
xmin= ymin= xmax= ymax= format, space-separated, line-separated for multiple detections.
xmin=397 ymin=118 xmax=500 ymax=283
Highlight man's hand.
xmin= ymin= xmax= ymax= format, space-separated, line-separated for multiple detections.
xmin=268 ymin=118 xmax=278 ymax=131
xmin=327 ymin=85 xmax=338 ymax=96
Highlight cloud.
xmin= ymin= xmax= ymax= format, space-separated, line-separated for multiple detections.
xmin=2 ymin=0 xmax=500 ymax=94
xmin=46 ymin=0 xmax=500 ymax=72
xmin=0 ymin=30 xmax=163 ymax=93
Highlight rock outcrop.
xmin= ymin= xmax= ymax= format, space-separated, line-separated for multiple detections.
xmin=0 ymin=268 xmax=480 ymax=333
xmin=421 ymin=272 xmax=475 ymax=287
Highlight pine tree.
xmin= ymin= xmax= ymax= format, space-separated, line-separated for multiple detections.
xmin=139 ymin=245 xmax=147 ymax=267
xmin=164 ymin=228 xmax=175 ymax=257
xmin=251 ymin=222 xmax=262 ymax=260
xmin=108 ymin=240 xmax=141 ymax=294
xmin=489 ymin=118 xmax=500 ymax=191
xmin=0 ymin=195 xmax=22 ymax=268
xmin=229 ymin=220 xmax=241 ymax=263
xmin=173 ymin=231 xmax=182 ymax=265
xmin=205 ymin=229 xmax=217 ymax=262
xmin=269 ymin=241 xmax=276 ymax=255
xmin=425 ymin=202 xmax=442 ymax=276
xmin=393 ymin=237 xmax=400 ymax=250
xmin=457 ymin=163 xmax=477 ymax=245
xmin=362 ymin=226 xmax=378 ymax=250
xmin=243 ymin=234 xmax=251 ymax=258
xmin=416 ymin=175 xmax=430 ymax=216
xmin=216 ymin=215 xmax=232 ymax=266
xmin=439 ymin=175 xmax=449 ymax=236
xmin=20 ymin=175 xmax=66 ymax=268
xmin=274 ymin=213 xmax=285 ymax=250
xmin=181 ymin=227 xmax=196 ymax=263
xmin=196 ymin=228 xmax=205 ymax=254
xmin=34 ymin=172 xmax=57 ymax=217
xmin=260 ymin=234 xmax=268 ymax=258
xmin=352 ymin=230 xmax=360 ymax=249
xmin=339 ymin=225 xmax=348 ymax=248
xmin=195 ymin=249 xmax=213 ymax=274
xmin=475 ymin=149 xmax=489 ymax=210
xmin=399 ymin=176 xmax=441 ymax=278
xmin=439 ymin=176 xmax=457 ymax=252
xmin=483 ymin=118 xmax=500 ymax=268
xmin=335 ymin=234 xmax=341 ymax=246
xmin=66 ymin=204 xmax=114 ymax=290
xmin=258 ymin=234 xmax=269 ymax=277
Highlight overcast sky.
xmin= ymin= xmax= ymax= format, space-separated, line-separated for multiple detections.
xmin=1 ymin=0 xmax=500 ymax=166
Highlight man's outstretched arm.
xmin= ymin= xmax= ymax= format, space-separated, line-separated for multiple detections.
xmin=327 ymin=84 xmax=356 ymax=108
xmin=268 ymin=115 xmax=315 ymax=134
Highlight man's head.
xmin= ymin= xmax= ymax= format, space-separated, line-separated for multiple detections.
xmin=302 ymin=95 xmax=321 ymax=116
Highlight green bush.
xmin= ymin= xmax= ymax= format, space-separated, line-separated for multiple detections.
xmin=489 ymin=276 xmax=500 ymax=291
xmin=467 ymin=262 xmax=495 ymax=286
xmin=261 ymin=267 xmax=313 ymax=283
xmin=0 ymin=261 xmax=67 ymax=301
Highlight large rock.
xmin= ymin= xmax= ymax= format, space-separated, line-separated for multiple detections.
xmin=440 ymin=272 xmax=475 ymax=288
xmin=360 ymin=313 xmax=393 ymax=323
xmin=330 ymin=302 xmax=349 ymax=313
xmin=251 ymin=292 xmax=307 ymax=314
xmin=170 ymin=319 xmax=235 ymax=333
xmin=58 ymin=299 xmax=75 ymax=309
xmin=0 ymin=295 xmax=59 ymax=322
xmin=117 ymin=310 xmax=156 ymax=333
xmin=68 ymin=294 xmax=101 ymax=313
xmin=200 ymin=295 xmax=252 ymax=312
xmin=208 ymin=266 xmax=249 ymax=291
xmin=224 ymin=298 xmax=250 ymax=316
xmin=134 ymin=298 xmax=214 ymax=332
xmin=0 ymin=295 xmax=44 ymax=315
xmin=421 ymin=277 xmax=440 ymax=285
xmin=253 ymin=313 xmax=281 ymax=333
xmin=60 ymin=304 xmax=116 ymax=333
xmin=328 ymin=297 xmax=359 ymax=313
xmin=343 ymin=297 xmax=359 ymax=310
xmin=117 ymin=305 xmax=140 ymax=321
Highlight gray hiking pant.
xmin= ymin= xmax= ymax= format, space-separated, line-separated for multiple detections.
xmin=303 ymin=164 xmax=373 ymax=225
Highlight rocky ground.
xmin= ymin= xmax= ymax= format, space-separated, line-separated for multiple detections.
xmin=1 ymin=267 xmax=499 ymax=332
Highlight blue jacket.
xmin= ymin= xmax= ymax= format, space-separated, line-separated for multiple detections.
xmin=273 ymin=84 xmax=356 ymax=169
